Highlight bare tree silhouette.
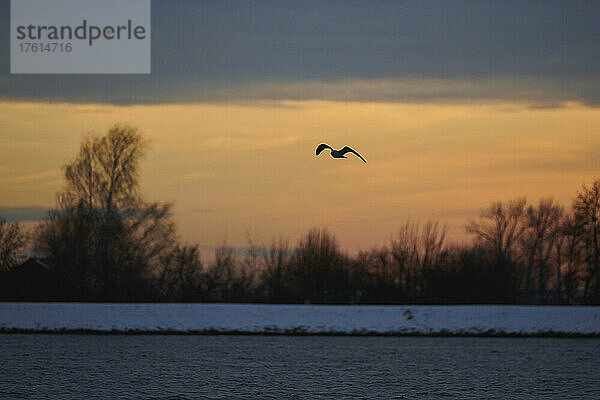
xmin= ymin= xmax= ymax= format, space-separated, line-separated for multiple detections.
xmin=520 ymin=199 xmax=563 ymax=302
xmin=158 ymin=244 xmax=203 ymax=301
xmin=261 ymin=239 xmax=291 ymax=303
xmin=390 ymin=221 xmax=447 ymax=302
xmin=573 ymin=179 xmax=600 ymax=302
xmin=36 ymin=125 xmax=175 ymax=300
xmin=466 ymin=198 xmax=527 ymax=302
xmin=293 ymin=228 xmax=346 ymax=303
xmin=553 ymin=213 xmax=584 ymax=303
xmin=0 ymin=217 xmax=26 ymax=274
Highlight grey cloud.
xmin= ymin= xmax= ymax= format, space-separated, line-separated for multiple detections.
xmin=0 ymin=206 xmax=49 ymax=222
xmin=483 ymin=146 xmax=600 ymax=176
xmin=0 ymin=0 xmax=599 ymax=104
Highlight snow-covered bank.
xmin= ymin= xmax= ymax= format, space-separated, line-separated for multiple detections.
xmin=1 ymin=303 xmax=599 ymax=336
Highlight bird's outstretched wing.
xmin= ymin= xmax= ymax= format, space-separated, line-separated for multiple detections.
xmin=316 ymin=143 xmax=333 ymax=155
xmin=339 ymin=146 xmax=367 ymax=163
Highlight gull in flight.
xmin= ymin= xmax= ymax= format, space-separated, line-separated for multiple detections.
xmin=315 ymin=143 xmax=367 ymax=163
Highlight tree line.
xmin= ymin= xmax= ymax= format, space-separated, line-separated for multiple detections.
xmin=1 ymin=125 xmax=600 ymax=304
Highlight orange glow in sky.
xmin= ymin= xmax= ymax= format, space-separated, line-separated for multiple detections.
xmin=1 ymin=100 xmax=599 ymax=251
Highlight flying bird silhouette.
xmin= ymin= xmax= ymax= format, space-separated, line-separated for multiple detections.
xmin=315 ymin=144 xmax=367 ymax=163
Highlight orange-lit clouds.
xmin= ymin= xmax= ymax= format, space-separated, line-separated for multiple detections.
xmin=1 ymin=100 xmax=600 ymax=250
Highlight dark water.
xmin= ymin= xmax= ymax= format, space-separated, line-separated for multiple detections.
xmin=1 ymin=335 xmax=599 ymax=399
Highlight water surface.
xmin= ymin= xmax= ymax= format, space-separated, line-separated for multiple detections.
xmin=1 ymin=335 xmax=599 ymax=399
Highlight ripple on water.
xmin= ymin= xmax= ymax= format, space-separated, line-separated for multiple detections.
xmin=0 ymin=336 xmax=599 ymax=399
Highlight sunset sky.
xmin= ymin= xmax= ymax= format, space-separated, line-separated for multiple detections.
xmin=1 ymin=1 xmax=600 ymax=251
